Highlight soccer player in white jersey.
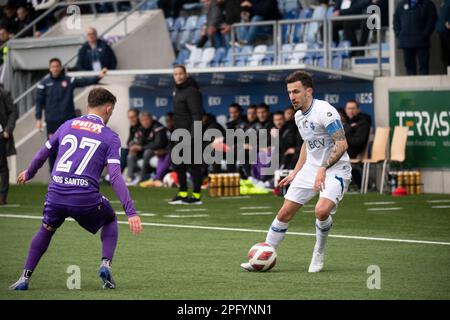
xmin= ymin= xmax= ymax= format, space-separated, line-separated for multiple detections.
xmin=241 ymin=70 xmax=351 ymax=273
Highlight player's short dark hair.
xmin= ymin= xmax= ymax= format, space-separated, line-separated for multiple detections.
xmin=257 ymin=103 xmax=270 ymax=111
xmin=128 ymin=108 xmax=139 ymax=116
xmin=173 ymin=64 xmax=186 ymax=73
xmin=346 ymin=99 xmax=360 ymax=108
xmin=88 ymin=87 xmax=117 ymax=108
xmin=165 ymin=111 xmax=174 ymax=118
xmin=49 ymin=57 xmax=62 ymax=66
xmin=285 ymin=70 xmax=314 ymax=89
xmin=247 ymin=104 xmax=257 ymax=111
xmin=229 ymin=103 xmax=242 ymax=112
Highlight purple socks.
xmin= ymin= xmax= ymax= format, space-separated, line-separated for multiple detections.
xmin=24 ymin=225 xmax=55 ymax=271
xmin=101 ymin=217 xmax=118 ymax=261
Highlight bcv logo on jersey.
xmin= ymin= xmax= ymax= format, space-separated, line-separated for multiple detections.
xmin=308 ymin=138 xmax=325 ymax=149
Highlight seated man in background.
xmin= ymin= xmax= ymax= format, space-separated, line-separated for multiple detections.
xmin=272 ymin=111 xmax=303 ymax=170
xmin=343 ymin=99 xmax=371 ymax=188
xmin=284 ymin=105 xmax=295 ymax=123
xmin=120 ymin=108 xmax=141 ymax=173
xmin=126 ymin=111 xmax=168 ymax=185
xmin=226 ymin=103 xmax=247 ymax=130
xmin=251 ymin=103 xmax=274 ymax=182
xmin=140 ymin=112 xmax=175 ymax=187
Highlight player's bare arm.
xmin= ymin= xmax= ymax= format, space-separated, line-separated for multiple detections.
xmin=314 ymin=129 xmax=348 ymax=192
xmin=279 ymin=143 xmax=306 ymax=187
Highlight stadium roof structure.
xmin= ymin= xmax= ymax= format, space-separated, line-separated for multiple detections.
xmin=69 ymin=65 xmax=374 ymax=89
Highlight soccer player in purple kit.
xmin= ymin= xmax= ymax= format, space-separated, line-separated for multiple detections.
xmin=9 ymin=87 xmax=142 ymax=291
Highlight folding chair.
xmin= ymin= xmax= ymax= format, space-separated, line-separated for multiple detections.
xmin=361 ymin=127 xmax=390 ymax=194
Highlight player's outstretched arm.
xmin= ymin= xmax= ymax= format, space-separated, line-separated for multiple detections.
xmin=107 ymin=163 xmax=142 ymax=235
xmin=19 ymin=141 xmax=55 ymax=183
xmin=279 ymin=142 xmax=306 ymax=187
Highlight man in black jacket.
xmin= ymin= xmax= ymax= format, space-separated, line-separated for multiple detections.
xmin=272 ymin=111 xmax=303 ymax=170
xmin=127 ymin=111 xmax=168 ymax=185
xmin=394 ymin=0 xmax=437 ymax=75
xmin=343 ymin=99 xmax=371 ymax=188
xmin=0 ymin=87 xmax=17 ymax=205
xmin=169 ymin=65 xmax=204 ymax=205
xmin=35 ymin=57 xmax=107 ymax=171
xmin=76 ymin=27 xmax=117 ymax=71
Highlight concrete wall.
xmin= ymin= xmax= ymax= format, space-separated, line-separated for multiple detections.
xmin=374 ymin=74 xmax=450 ymax=193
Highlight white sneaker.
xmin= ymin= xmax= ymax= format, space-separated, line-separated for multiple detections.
xmin=240 ymin=262 xmax=255 ymax=272
xmin=126 ymin=177 xmax=140 ymax=187
xmin=308 ymin=251 xmax=325 ymax=273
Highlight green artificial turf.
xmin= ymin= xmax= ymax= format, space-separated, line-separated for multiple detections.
xmin=0 ymin=184 xmax=449 ymax=299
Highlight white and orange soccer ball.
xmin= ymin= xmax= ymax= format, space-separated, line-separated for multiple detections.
xmin=247 ymin=242 xmax=277 ymax=271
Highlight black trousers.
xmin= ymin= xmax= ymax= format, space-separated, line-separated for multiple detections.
xmin=403 ymin=48 xmax=430 ymax=75
xmin=0 ymin=138 xmax=9 ymax=198
xmin=439 ymin=32 xmax=450 ymax=74
xmin=172 ymin=141 xmax=203 ymax=194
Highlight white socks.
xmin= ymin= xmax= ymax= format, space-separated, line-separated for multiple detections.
xmin=265 ymin=218 xmax=289 ymax=248
xmin=314 ymin=215 xmax=333 ymax=253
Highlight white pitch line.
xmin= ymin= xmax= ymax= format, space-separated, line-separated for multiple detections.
xmin=239 ymin=206 xmax=272 ymax=210
xmin=240 ymin=212 xmax=273 ymax=216
xmin=1 ymin=214 xmax=450 ymax=246
xmin=431 ymin=205 xmax=450 ymax=209
xmin=364 ymin=201 xmax=397 ymax=205
xmin=175 ymin=208 xmax=207 ymax=212
xmin=164 ymin=214 xmax=209 ymax=218
xmin=302 ymin=210 xmax=315 ymax=213
xmin=0 ymin=204 xmax=21 ymax=208
xmin=427 ymin=200 xmax=450 ymax=203
xmin=367 ymin=207 xmax=403 ymax=211
xmin=116 ymin=212 xmax=157 ymax=217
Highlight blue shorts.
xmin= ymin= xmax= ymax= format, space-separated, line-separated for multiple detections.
xmin=42 ymin=196 xmax=116 ymax=234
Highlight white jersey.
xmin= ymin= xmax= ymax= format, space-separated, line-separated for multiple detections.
xmin=295 ymin=98 xmax=350 ymax=170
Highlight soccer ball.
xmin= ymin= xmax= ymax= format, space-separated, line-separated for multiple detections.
xmin=247 ymin=242 xmax=277 ymax=271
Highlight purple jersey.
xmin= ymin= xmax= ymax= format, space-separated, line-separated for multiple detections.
xmin=26 ymin=114 xmax=136 ymax=216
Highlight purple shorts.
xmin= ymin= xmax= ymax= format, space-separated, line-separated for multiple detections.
xmin=42 ymin=196 xmax=116 ymax=234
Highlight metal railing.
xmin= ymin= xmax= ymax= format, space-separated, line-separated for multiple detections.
xmin=228 ymin=13 xmax=383 ymax=74
xmin=230 ymin=20 xmax=278 ymax=66
xmin=9 ymin=0 xmax=149 ymax=115
xmin=327 ymin=14 xmax=382 ymax=76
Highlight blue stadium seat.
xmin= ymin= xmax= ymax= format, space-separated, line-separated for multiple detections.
xmin=280 ymin=43 xmax=293 ymax=64
xmin=326 ymin=6 xmax=334 ymax=19
xmin=190 ymin=15 xmax=207 ymax=44
xmin=292 ymin=8 xmax=314 ymax=43
xmin=209 ymin=47 xmax=227 ymax=67
xmin=304 ymin=5 xmax=327 ymax=44
xmin=248 ymin=45 xmax=268 ymax=66
xmin=235 ymin=45 xmax=253 ymax=66
xmin=174 ymin=48 xmax=190 ymax=65
xmin=337 ymin=40 xmax=351 ymax=58
xmin=332 ymin=56 xmax=343 ymax=69
xmin=261 ymin=45 xmax=275 ymax=65
xmin=166 ymin=18 xmax=174 ymax=31
xmin=171 ymin=16 xmax=186 ymax=47
xmin=288 ymin=42 xmax=307 ymax=64
xmin=222 ymin=46 xmax=241 ymax=67
xmin=178 ymin=15 xmax=199 ymax=48
xmin=196 ymin=47 xmax=216 ymax=68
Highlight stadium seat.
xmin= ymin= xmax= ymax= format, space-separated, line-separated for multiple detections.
xmin=178 ymin=15 xmax=199 ymax=49
xmin=379 ymin=126 xmax=409 ymax=194
xmin=185 ymin=47 xmax=203 ymax=68
xmin=284 ymin=0 xmax=300 ymax=13
xmin=260 ymin=45 xmax=275 ymax=65
xmin=332 ymin=56 xmax=343 ymax=69
xmin=166 ymin=18 xmax=174 ymax=31
xmin=326 ymin=6 xmax=334 ymax=19
xmin=291 ymin=8 xmax=314 ymax=43
xmin=171 ymin=16 xmax=186 ymax=48
xmin=196 ymin=47 xmax=216 ymax=68
xmin=222 ymin=46 xmax=241 ymax=67
xmin=288 ymin=42 xmax=307 ymax=65
xmin=248 ymin=45 xmax=267 ymax=66
xmin=235 ymin=45 xmax=253 ymax=66
xmin=174 ymin=48 xmax=190 ymax=65
xmin=280 ymin=43 xmax=293 ymax=64
xmin=209 ymin=47 xmax=227 ymax=67
xmin=337 ymin=40 xmax=351 ymax=58
xmin=361 ymin=127 xmax=390 ymax=194
xmin=304 ymin=5 xmax=327 ymax=44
